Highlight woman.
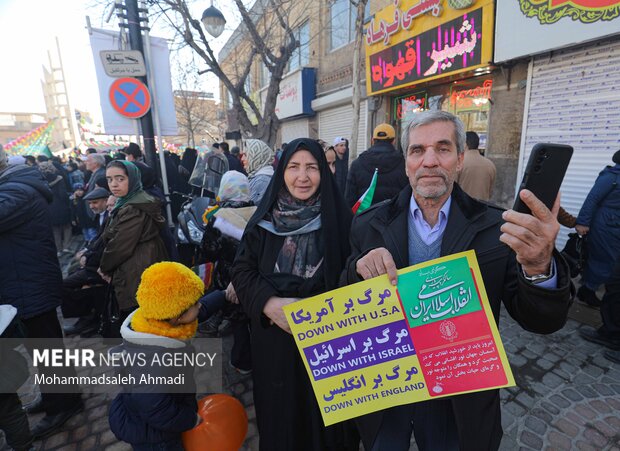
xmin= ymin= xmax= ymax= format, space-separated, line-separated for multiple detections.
xmin=39 ymin=161 xmax=72 ymax=255
xmin=243 ymin=139 xmax=274 ymax=205
xmin=177 ymin=147 xmax=198 ymax=194
xmin=325 ymin=146 xmax=337 ymax=175
xmin=98 ymin=161 xmax=168 ymax=316
xmin=575 ymin=149 xmax=620 ymax=306
xmin=199 ymin=170 xmax=256 ymax=372
xmin=231 ymin=138 xmax=356 ymax=451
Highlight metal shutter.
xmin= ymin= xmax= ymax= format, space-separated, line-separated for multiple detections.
xmin=519 ymin=36 xmax=620 ymax=247
xmin=318 ymin=100 xmax=368 ymax=155
xmin=280 ymin=118 xmax=309 ymax=143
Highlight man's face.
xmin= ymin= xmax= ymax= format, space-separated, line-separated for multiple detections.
xmin=334 ymin=142 xmax=346 ymax=158
xmin=124 ymin=153 xmax=136 ymax=162
xmin=405 ymin=121 xmax=464 ymax=201
xmin=85 ymin=155 xmax=98 ymax=172
xmin=88 ymin=198 xmax=108 ymax=214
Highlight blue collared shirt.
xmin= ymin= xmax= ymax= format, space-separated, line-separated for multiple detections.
xmin=408 ymin=194 xmax=557 ymax=289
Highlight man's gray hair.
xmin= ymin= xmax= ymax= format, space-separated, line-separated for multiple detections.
xmin=400 ymin=110 xmax=466 ymax=156
xmin=89 ymin=153 xmax=106 ymax=168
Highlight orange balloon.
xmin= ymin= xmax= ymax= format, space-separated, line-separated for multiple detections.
xmin=182 ymin=394 xmax=248 ymax=451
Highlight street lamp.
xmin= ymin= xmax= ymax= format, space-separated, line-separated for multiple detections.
xmin=201 ymin=1 xmax=226 ymax=38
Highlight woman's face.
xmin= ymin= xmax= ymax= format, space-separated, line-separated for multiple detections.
xmin=284 ymin=150 xmax=321 ymax=201
xmin=106 ymin=166 xmax=129 ymax=197
xmin=325 ymin=148 xmax=336 ymax=174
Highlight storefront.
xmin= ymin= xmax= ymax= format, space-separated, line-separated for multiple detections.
xmin=313 ymin=88 xmax=368 ymax=155
xmin=495 ymin=1 xmax=620 ymax=246
xmin=365 ymin=0 xmax=495 ymax=150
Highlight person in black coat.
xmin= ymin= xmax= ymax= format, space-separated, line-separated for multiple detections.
xmin=39 ymin=161 xmax=73 ymax=253
xmin=231 ymin=138 xmax=358 ymax=451
xmin=0 ymin=158 xmax=82 ymax=438
xmin=345 ymin=123 xmax=408 ymax=208
xmin=220 ymin=141 xmax=247 ymax=175
xmin=341 ymin=111 xmax=573 ymax=451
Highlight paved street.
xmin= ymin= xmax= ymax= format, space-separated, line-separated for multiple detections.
xmin=1 ymin=241 xmax=618 ymax=450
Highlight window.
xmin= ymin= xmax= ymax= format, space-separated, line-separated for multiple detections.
xmin=288 ymin=21 xmax=310 ymax=72
xmin=226 ymin=89 xmax=233 ymax=109
xmin=244 ymin=72 xmax=252 ymax=95
xmin=329 ymin=0 xmax=370 ymax=50
xmin=260 ymin=61 xmax=270 ymax=88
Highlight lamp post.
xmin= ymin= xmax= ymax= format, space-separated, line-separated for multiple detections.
xmin=201 ymin=1 xmax=226 ymax=38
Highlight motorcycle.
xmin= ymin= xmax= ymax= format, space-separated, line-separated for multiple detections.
xmin=175 ymin=151 xmax=229 ymax=266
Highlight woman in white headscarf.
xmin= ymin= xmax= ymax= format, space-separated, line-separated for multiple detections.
xmin=243 ymin=139 xmax=274 ymax=205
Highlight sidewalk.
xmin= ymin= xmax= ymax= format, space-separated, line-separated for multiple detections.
xmin=1 ymin=240 xmax=618 ymax=450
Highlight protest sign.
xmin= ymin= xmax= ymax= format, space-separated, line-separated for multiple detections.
xmin=284 ymin=250 xmax=515 ymax=426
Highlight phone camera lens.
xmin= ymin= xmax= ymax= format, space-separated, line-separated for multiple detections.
xmin=533 ymin=165 xmax=542 ymax=173
xmin=536 ymin=156 xmax=545 ymax=164
xmin=539 ymin=148 xmax=547 ymax=156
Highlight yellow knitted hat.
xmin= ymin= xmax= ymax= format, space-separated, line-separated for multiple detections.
xmin=136 ymin=262 xmax=204 ymax=320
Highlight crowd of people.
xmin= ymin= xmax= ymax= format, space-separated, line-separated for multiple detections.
xmin=0 ymin=110 xmax=618 ymax=451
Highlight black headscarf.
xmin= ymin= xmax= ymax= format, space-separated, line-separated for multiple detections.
xmin=246 ymin=138 xmax=352 ymax=291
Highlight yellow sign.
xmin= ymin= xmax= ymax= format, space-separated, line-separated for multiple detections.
xmin=284 ymin=251 xmax=515 ymax=426
xmin=365 ymin=0 xmax=495 ymax=96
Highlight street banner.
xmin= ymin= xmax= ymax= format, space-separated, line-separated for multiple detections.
xmin=88 ymin=28 xmax=178 ymax=135
xmin=284 ymin=250 xmax=515 ymax=426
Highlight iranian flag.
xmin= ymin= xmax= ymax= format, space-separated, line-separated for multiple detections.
xmin=352 ymin=168 xmax=378 ymax=214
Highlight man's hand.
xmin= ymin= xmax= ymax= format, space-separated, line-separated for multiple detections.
xmin=263 ymin=296 xmax=298 ymax=334
xmin=500 ymin=190 xmax=560 ymax=276
xmin=575 ymin=224 xmax=589 ymax=236
xmin=355 ymin=247 xmax=398 ymax=286
xmin=225 ymin=282 xmax=238 ymax=304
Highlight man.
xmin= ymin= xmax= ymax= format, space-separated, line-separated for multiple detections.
xmin=341 ymin=111 xmax=573 ymax=451
xmin=456 ymin=131 xmax=496 ymax=201
xmin=84 ymin=153 xmax=106 ymax=194
xmin=79 ymin=153 xmax=106 ymax=240
xmin=0 ymin=148 xmax=83 ymax=438
xmin=345 ymin=123 xmax=408 ymax=208
xmin=62 ymin=187 xmax=111 ymax=336
xmin=220 ymin=141 xmax=246 ymax=174
xmin=333 ymin=136 xmax=349 ymax=195
xmin=230 ymin=146 xmax=247 ymax=175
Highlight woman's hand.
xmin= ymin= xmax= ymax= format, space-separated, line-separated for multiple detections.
xmin=575 ymin=224 xmax=589 ymax=236
xmin=263 ymin=297 xmax=298 ymax=334
xmin=225 ymin=282 xmax=238 ymax=304
xmin=97 ymin=267 xmax=112 ymax=283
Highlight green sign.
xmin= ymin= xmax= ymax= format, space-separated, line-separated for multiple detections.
xmin=397 ymin=256 xmax=481 ymax=328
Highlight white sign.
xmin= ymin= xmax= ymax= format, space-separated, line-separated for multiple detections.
xmin=260 ymin=69 xmax=307 ymax=120
xmin=100 ymin=50 xmax=146 ymax=77
xmin=495 ymin=1 xmax=620 ymax=63
xmin=89 ymin=28 xmax=178 ymax=135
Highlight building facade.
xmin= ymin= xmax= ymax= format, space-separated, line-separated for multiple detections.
xmin=495 ymin=0 xmax=620 ymax=244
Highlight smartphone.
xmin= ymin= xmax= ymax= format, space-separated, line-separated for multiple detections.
xmin=513 ymin=143 xmax=573 ymax=215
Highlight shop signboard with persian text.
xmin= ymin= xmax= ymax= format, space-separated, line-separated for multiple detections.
xmin=365 ymin=0 xmax=495 ymax=96
xmin=495 ymin=1 xmax=620 ymax=63
xmin=284 ymin=251 xmax=515 ymax=426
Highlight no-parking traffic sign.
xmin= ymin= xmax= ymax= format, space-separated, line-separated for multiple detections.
xmin=108 ymin=77 xmax=151 ymax=119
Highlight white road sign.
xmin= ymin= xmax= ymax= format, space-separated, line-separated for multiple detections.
xmin=100 ymin=50 xmax=146 ymax=77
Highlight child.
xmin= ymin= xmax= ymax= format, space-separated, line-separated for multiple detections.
xmin=108 ymin=262 xmax=204 ymax=451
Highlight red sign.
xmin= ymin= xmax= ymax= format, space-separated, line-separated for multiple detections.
xmin=109 ymin=77 xmax=151 ymax=119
